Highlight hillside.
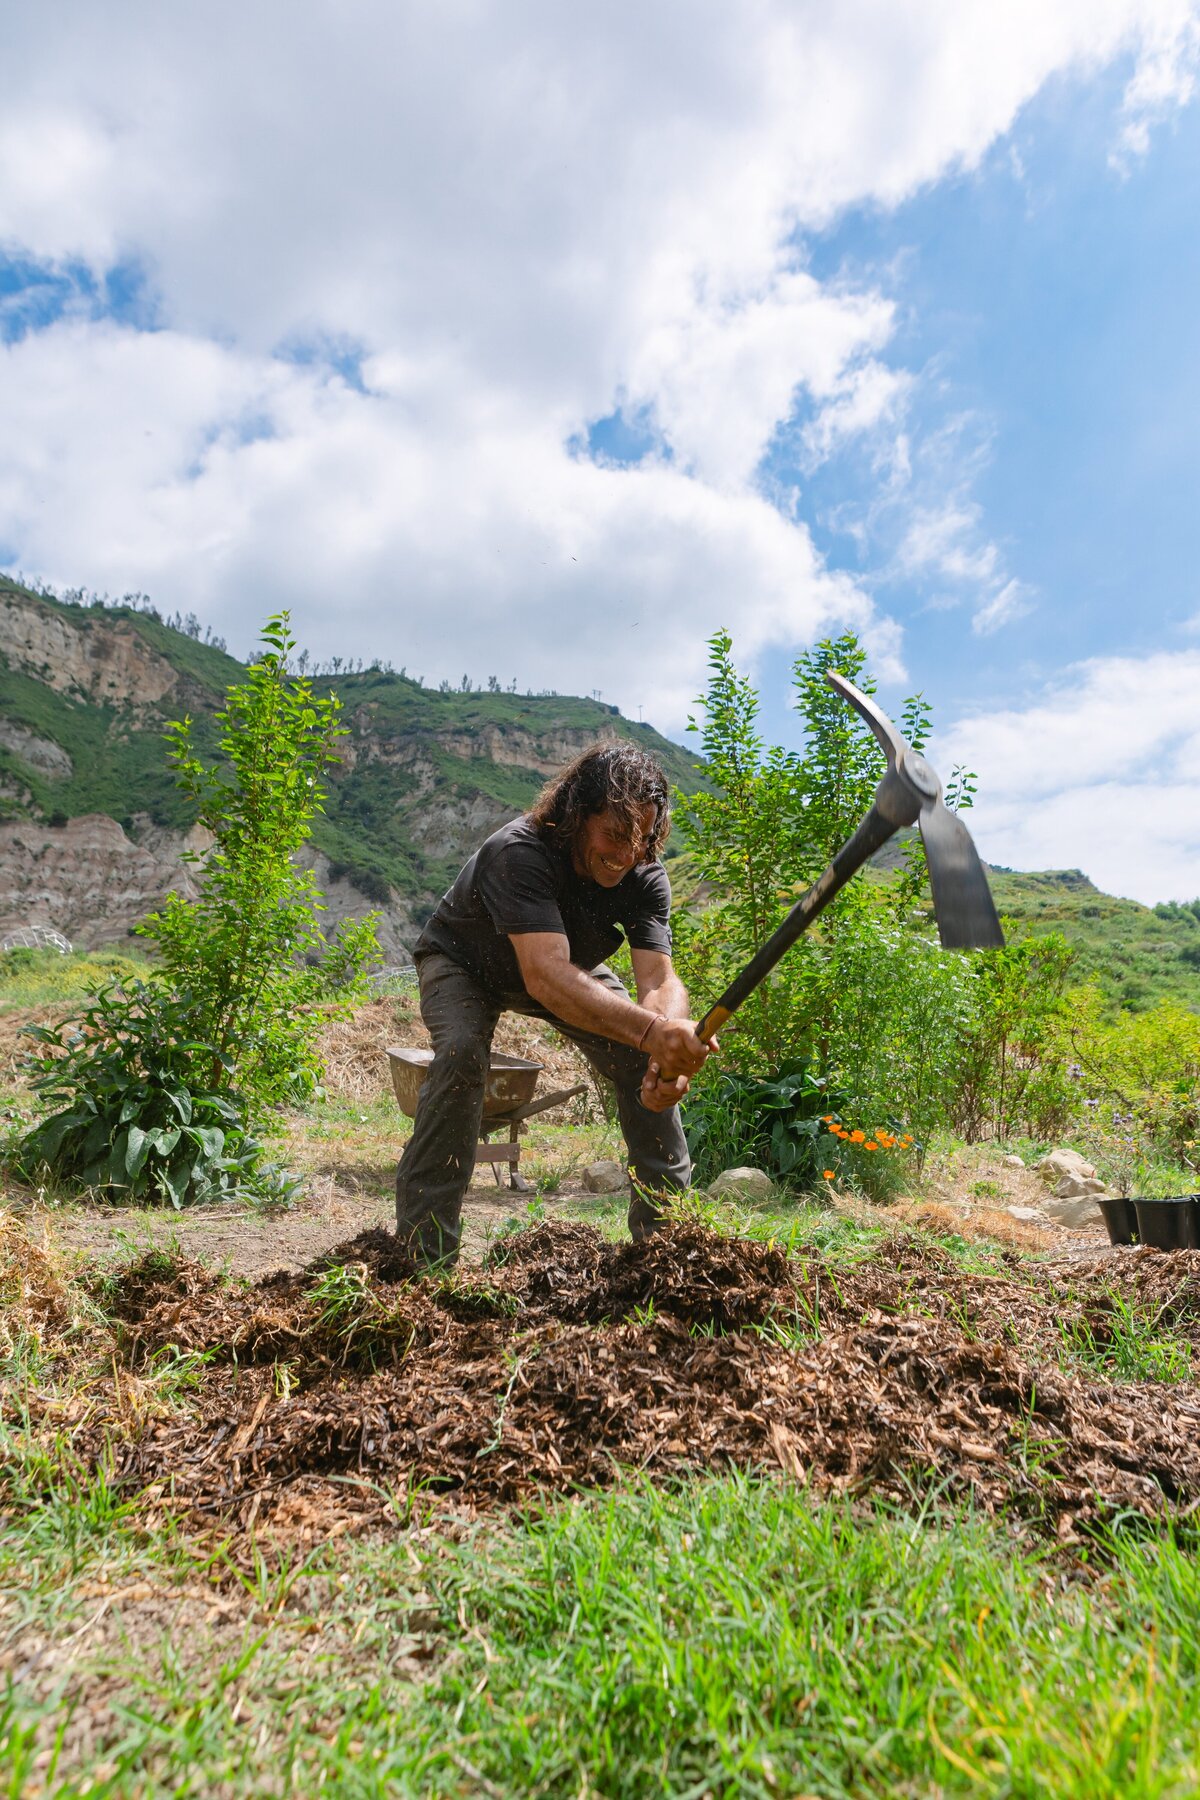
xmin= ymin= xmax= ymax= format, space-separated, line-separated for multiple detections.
xmin=3 ymin=575 xmax=1197 ymax=1011
xmin=0 ymin=577 xmax=703 ymax=953
xmin=866 ymin=832 xmax=1200 ymax=1009
xmin=985 ymin=867 xmax=1200 ymax=1012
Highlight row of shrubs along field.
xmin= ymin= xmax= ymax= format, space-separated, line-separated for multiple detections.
xmin=1 ymin=616 xmax=1198 ymax=1795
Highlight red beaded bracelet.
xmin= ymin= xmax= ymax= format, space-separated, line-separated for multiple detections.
xmin=636 ymin=1014 xmax=659 ymax=1052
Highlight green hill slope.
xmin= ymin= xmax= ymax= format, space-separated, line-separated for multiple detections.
xmin=0 ymin=576 xmax=703 ymax=932
xmin=3 ymin=575 xmax=1195 ymax=1011
xmin=984 ymin=867 xmax=1200 ymax=1012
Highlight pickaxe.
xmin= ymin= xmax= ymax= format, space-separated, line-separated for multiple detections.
xmin=695 ymin=671 xmax=1004 ymax=1042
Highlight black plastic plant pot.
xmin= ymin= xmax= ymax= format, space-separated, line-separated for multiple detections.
xmin=1132 ymin=1196 xmax=1200 ymax=1251
xmin=1097 ymin=1196 xmax=1139 ymax=1246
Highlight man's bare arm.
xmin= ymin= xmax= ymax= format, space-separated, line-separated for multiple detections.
xmin=630 ymin=948 xmax=689 ymax=1021
xmin=630 ymin=946 xmax=715 ymax=1112
xmin=509 ymin=933 xmax=710 ymax=1079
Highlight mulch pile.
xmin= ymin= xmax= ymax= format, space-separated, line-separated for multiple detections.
xmin=43 ymin=1224 xmax=1200 ymax=1538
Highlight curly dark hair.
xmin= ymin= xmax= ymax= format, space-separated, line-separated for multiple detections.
xmin=527 ymin=740 xmax=671 ymax=861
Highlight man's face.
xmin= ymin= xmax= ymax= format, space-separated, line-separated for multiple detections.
xmin=573 ymin=804 xmax=657 ymax=887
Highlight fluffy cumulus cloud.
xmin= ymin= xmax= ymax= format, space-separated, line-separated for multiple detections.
xmin=934 ymin=647 xmax=1200 ymax=903
xmin=0 ymin=0 xmax=1197 ymax=738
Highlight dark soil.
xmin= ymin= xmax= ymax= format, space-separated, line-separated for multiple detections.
xmin=32 ymin=1224 xmax=1200 ymax=1540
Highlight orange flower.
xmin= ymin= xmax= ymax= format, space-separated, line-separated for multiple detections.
xmin=821 ymin=1114 xmax=834 ymax=1123
xmin=850 ymin=1129 xmax=866 ymax=1143
xmin=877 ymin=1132 xmax=894 ymax=1148
xmin=901 ymin=1134 xmax=913 ymax=1147
xmin=864 ymin=1141 xmax=878 ymax=1151
xmin=822 ymin=1169 xmax=835 ymax=1181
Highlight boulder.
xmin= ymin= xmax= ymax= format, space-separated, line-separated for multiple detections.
xmin=707 ymin=1166 xmax=774 ymax=1203
xmin=1002 ymin=1154 xmax=1025 ymax=1169
xmin=1052 ymin=1174 xmax=1108 ymax=1200
xmin=1042 ymin=1193 xmax=1107 ymax=1229
xmin=582 ymin=1159 xmax=626 ymax=1194
xmin=1005 ymin=1205 xmax=1048 ymax=1225
xmin=1034 ymin=1148 xmax=1097 ymax=1186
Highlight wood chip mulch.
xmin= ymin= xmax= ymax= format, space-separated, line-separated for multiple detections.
xmin=28 ymin=1224 xmax=1200 ymax=1540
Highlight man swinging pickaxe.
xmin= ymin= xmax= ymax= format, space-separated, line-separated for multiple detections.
xmin=396 ymin=673 xmax=1001 ymax=1263
xmin=641 ymin=670 xmax=1002 ymax=1103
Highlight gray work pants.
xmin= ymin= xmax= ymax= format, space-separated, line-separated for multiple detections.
xmin=395 ymin=950 xmax=692 ymax=1263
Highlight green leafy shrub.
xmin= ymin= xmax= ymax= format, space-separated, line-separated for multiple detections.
xmin=673 ymin=630 xmax=979 ymax=1130
xmin=949 ymin=933 xmax=1077 ymax=1142
xmin=9 ymin=613 xmax=379 ymax=1205
xmin=819 ymin=1108 xmax=917 ymax=1203
xmin=682 ymin=1058 xmax=842 ymax=1188
xmin=1060 ymin=989 xmax=1200 ymax=1169
xmin=13 ymin=983 xmax=292 ymax=1206
xmin=821 ymin=904 xmax=977 ymax=1172
xmin=140 ymin=613 xmax=381 ymax=1109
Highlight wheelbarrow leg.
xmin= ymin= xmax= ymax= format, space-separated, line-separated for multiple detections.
xmin=508 ymin=1122 xmax=532 ymax=1192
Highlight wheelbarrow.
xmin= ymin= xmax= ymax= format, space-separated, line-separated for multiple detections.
xmin=386 ymin=1046 xmax=587 ymax=1191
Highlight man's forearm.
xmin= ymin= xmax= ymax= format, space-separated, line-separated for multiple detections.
xmin=529 ymin=960 xmax=660 ymax=1046
xmin=638 ymin=971 xmax=689 ymax=1020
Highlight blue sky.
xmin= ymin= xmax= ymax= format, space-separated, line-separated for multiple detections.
xmin=1 ymin=3 xmax=1199 ymax=899
xmin=750 ymin=61 xmax=1200 ymax=749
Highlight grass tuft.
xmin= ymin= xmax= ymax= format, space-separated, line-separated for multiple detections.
xmin=1059 ymin=1288 xmax=1193 ymax=1384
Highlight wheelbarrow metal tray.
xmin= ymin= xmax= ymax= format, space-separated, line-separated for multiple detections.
xmin=386 ymin=1045 xmax=542 ymax=1120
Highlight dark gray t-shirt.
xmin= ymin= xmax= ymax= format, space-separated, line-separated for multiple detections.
xmin=415 ymin=816 xmax=673 ymax=995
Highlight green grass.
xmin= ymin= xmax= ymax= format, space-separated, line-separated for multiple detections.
xmin=0 ymin=947 xmax=153 ymax=1014
xmin=2 ymin=1459 xmax=1198 ymax=1797
xmin=1058 ymin=1289 xmax=1194 ymax=1384
xmin=986 ymin=868 xmax=1200 ymax=1013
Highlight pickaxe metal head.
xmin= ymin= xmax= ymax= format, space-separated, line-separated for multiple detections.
xmin=825 ymin=671 xmax=1004 ymax=951
xmin=693 ymin=672 xmax=1003 ymax=1041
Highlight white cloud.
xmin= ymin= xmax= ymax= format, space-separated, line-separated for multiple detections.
xmin=935 ymin=649 xmax=1200 ymax=901
xmin=971 ymin=578 xmax=1034 ymax=637
xmin=0 ymin=0 xmax=1196 ymax=737
xmin=1113 ymin=0 xmax=1200 ymax=162
xmin=900 ymin=502 xmax=1000 ymax=587
xmin=893 ymin=423 xmax=1037 ymax=636
xmin=624 ymin=274 xmax=897 ymax=490
xmin=801 ymin=361 xmax=913 ymax=470
xmin=0 ymin=318 xmax=875 ymax=725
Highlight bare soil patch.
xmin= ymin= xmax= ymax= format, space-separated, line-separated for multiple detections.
xmin=22 ymin=1223 xmax=1195 ymax=1545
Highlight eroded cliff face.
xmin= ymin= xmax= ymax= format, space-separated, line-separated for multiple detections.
xmin=0 ymin=817 xmax=418 ymax=957
xmin=293 ymin=848 xmax=417 ymax=960
xmin=347 ymin=714 xmax=617 ymax=779
xmin=0 ymin=816 xmax=209 ymax=949
xmin=0 ymin=588 xmax=680 ymax=953
xmin=0 ymin=720 xmax=72 ymax=778
xmin=0 ymin=591 xmax=180 ymax=717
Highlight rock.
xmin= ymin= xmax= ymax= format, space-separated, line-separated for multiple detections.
xmin=1052 ymin=1174 xmax=1108 ymax=1200
xmin=1002 ymin=1154 xmax=1025 ymax=1169
xmin=582 ymin=1159 xmax=626 ymax=1193
xmin=1043 ymin=1193 xmax=1107 ymax=1229
xmin=1034 ymin=1148 xmax=1097 ymax=1186
xmin=0 ymin=588 xmax=181 ymax=716
xmin=0 ymin=720 xmax=73 ymax=779
xmin=707 ymin=1166 xmax=774 ymax=1203
xmin=1005 ymin=1205 xmax=1047 ymax=1224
